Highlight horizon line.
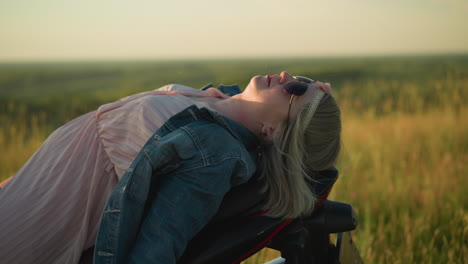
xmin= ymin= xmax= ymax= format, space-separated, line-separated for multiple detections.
xmin=1 ymin=51 xmax=467 ymax=64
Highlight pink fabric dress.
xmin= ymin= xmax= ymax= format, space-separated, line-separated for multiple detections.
xmin=0 ymin=84 xmax=223 ymax=264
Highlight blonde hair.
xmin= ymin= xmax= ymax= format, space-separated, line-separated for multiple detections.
xmin=258 ymin=94 xmax=341 ymax=219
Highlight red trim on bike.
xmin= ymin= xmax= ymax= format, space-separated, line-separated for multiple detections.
xmin=249 ymin=211 xmax=269 ymax=218
xmin=231 ymin=218 xmax=293 ymax=264
xmin=317 ymin=187 xmax=332 ymax=208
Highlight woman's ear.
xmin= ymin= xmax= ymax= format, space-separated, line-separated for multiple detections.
xmin=261 ymin=123 xmax=275 ymax=142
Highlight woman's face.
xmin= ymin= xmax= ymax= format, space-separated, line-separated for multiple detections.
xmin=243 ymin=71 xmax=320 ymax=126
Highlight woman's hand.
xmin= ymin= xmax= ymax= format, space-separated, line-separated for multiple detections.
xmin=167 ymin=87 xmax=230 ymax=99
xmin=0 ymin=177 xmax=12 ymax=188
xmin=314 ymin=81 xmax=332 ymax=94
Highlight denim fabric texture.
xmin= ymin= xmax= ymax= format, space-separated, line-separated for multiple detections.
xmin=94 ymin=85 xmax=260 ymax=264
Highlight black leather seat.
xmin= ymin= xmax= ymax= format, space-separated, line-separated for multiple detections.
xmin=80 ymin=168 xmax=350 ymax=264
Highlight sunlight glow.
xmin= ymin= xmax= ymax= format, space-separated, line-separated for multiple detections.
xmin=0 ymin=0 xmax=466 ymax=61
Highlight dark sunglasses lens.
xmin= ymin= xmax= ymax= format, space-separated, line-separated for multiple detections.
xmin=284 ymin=82 xmax=308 ymax=96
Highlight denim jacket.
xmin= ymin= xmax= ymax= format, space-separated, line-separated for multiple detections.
xmin=93 ymin=85 xmax=260 ymax=264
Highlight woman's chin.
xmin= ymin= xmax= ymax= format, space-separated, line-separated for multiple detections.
xmin=252 ymin=75 xmax=268 ymax=88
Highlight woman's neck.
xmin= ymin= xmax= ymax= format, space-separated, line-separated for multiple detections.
xmin=208 ymin=95 xmax=262 ymax=138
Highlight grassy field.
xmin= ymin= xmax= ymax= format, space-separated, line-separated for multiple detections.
xmin=1 ymin=55 xmax=467 ymax=263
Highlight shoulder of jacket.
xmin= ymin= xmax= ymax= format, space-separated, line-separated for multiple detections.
xmin=181 ymin=121 xmax=254 ymax=166
xmin=181 ymin=121 xmax=241 ymax=150
xmin=167 ymin=122 xmax=256 ymax=184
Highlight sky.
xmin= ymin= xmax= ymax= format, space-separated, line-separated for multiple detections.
xmin=0 ymin=0 xmax=467 ymax=61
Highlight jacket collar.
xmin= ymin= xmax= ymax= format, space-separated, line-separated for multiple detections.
xmin=166 ymin=105 xmax=259 ymax=151
xmin=203 ymin=106 xmax=259 ymax=151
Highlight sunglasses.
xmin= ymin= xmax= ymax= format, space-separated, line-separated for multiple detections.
xmin=283 ymin=76 xmax=315 ymax=97
xmin=283 ymin=76 xmax=316 ymax=132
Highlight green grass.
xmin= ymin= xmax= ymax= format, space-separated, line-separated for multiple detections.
xmin=1 ymin=55 xmax=467 ymax=263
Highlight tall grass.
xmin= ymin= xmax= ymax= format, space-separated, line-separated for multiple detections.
xmin=244 ymin=107 xmax=467 ymax=264
xmin=0 ymin=103 xmax=49 ymax=178
xmin=336 ymin=107 xmax=467 ymax=263
xmin=1 ymin=56 xmax=467 ymax=263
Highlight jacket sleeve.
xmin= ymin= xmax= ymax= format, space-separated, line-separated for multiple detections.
xmin=127 ymin=157 xmax=245 ymax=264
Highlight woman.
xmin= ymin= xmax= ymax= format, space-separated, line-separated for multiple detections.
xmin=0 ymin=71 xmax=340 ymax=264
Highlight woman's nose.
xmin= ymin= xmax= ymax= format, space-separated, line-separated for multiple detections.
xmin=280 ymin=71 xmax=295 ymax=84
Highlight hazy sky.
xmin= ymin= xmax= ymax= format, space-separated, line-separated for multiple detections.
xmin=0 ymin=0 xmax=467 ymax=61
